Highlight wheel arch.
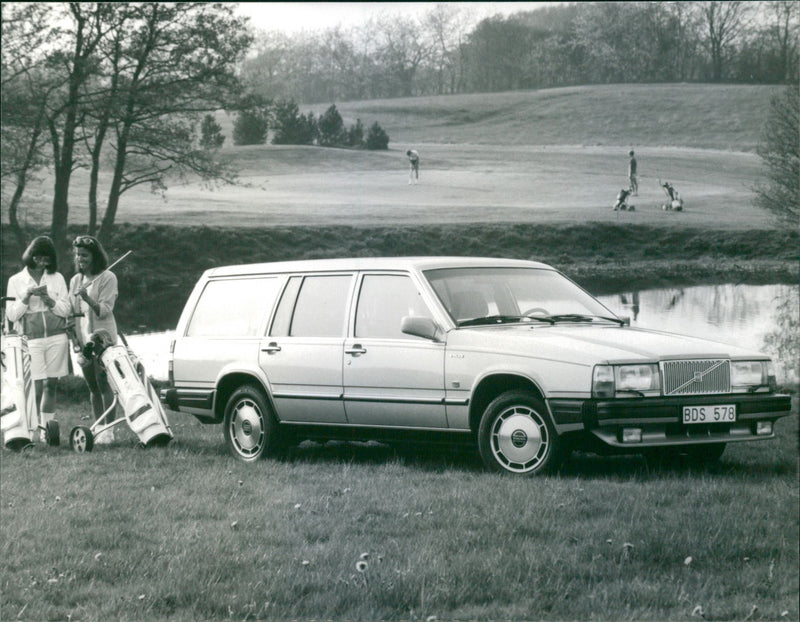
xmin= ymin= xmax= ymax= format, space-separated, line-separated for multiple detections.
xmin=214 ymin=372 xmax=274 ymax=422
xmin=469 ymin=373 xmax=549 ymax=434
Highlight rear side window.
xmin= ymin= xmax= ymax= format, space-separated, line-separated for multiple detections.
xmin=289 ymin=275 xmax=352 ymax=337
xmin=186 ymin=277 xmax=279 ymax=337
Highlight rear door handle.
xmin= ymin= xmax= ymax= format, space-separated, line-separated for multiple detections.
xmin=345 ymin=344 xmax=366 ymax=355
xmin=261 ymin=342 xmax=281 ymax=353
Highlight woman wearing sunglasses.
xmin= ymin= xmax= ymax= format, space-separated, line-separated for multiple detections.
xmin=69 ymin=235 xmax=120 ymax=444
xmin=5 ymin=236 xmax=71 ymax=442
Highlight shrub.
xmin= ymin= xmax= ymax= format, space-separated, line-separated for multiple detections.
xmin=318 ymin=104 xmax=345 ymax=146
xmin=233 ymin=109 xmax=269 ymax=145
xmin=347 ymin=118 xmax=365 ymax=147
xmin=199 ymin=114 xmax=225 ymax=149
xmin=365 ymin=121 xmax=390 ymax=150
xmin=272 ymin=99 xmax=317 ymax=145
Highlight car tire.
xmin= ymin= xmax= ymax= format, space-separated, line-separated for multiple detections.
xmin=223 ymin=385 xmax=279 ymax=462
xmin=478 ymin=391 xmax=561 ymax=475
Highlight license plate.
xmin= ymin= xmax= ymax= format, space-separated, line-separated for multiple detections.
xmin=682 ymin=404 xmax=736 ymax=424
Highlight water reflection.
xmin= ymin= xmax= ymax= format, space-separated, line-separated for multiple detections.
xmin=114 ymin=284 xmax=798 ymax=384
xmin=597 ymin=284 xmax=798 ymax=383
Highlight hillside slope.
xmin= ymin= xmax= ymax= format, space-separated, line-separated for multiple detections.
xmin=301 ymin=84 xmax=781 ymax=151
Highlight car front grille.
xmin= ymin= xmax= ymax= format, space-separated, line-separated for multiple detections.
xmin=661 ymin=359 xmax=731 ymax=396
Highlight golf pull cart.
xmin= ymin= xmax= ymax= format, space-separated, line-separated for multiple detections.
xmin=612 ymin=188 xmax=635 ymax=211
xmin=1 ymin=297 xmax=59 ymax=450
xmin=660 ymin=180 xmax=684 ymax=211
xmin=69 ymin=330 xmax=173 ymax=453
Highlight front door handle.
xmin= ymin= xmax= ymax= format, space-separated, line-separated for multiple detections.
xmin=261 ymin=342 xmax=281 ymax=353
xmin=345 ymin=344 xmax=367 ymax=355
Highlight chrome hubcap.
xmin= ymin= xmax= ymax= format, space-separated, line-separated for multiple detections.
xmin=230 ymin=399 xmax=264 ymax=457
xmin=490 ymin=405 xmax=548 ymax=473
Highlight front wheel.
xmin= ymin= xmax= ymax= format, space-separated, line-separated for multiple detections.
xmin=223 ymin=385 xmax=279 ymax=462
xmin=69 ymin=426 xmax=94 ymax=453
xmin=478 ymin=391 xmax=561 ymax=475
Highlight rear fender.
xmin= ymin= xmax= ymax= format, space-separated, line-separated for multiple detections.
xmin=214 ymin=364 xmax=276 ymax=422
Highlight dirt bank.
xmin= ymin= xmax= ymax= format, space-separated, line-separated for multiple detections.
xmin=2 ymin=222 xmax=797 ymax=332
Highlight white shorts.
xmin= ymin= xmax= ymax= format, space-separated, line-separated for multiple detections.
xmin=27 ymin=333 xmax=70 ymax=380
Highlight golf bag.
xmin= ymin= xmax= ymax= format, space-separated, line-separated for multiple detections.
xmin=69 ymin=330 xmax=173 ymax=452
xmin=1 ymin=334 xmax=50 ymax=450
xmin=613 ymin=188 xmax=635 ymax=211
xmin=660 ymin=181 xmax=684 ymax=211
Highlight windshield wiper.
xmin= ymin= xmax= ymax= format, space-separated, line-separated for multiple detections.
xmin=545 ymin=314 xmax=626 ymax=326
xmin=458 ymin=315 xmax=523 ymax=327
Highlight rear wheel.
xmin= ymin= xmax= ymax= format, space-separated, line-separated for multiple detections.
xmin=45 ymin=420 xmax=60 ymax=446
xmin=223 ymin=385 xmax=279 ymax=462
xmin=478 ymin=391 xmax=561 ymax=475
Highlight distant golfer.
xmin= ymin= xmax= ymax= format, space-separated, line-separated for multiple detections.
xmin=406 ymin=149 xmax=420 ymax=184
xmin=628 ymin=150 xmax=638 ymax=196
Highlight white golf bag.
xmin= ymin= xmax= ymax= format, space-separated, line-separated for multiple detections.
xmin=1 ymin=334 xmax=51 ymax=450
xmin=69 ymin=330 xmax=172 ymax=452
xmin=102 ymin=343 xmax=172 ymax=446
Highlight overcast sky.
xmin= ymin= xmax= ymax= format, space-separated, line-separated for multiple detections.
xmin=235 ymin=2 xmax=553 ymax=33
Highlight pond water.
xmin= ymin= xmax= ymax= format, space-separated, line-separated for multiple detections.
xmin=108 ymin=283 xmax=797 ymax=384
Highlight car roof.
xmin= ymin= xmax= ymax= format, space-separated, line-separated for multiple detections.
xmin=205 ymin=256 xmax=554 ymax=278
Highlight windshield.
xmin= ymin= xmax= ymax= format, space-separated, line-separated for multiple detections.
xmin=424 ymin=267 xmax=617 ymax=325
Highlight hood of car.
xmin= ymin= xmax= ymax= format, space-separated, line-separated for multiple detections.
xmin=446 ymin=323 xmax=765 ymax=364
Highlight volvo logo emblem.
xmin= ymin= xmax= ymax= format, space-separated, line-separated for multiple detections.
xmin=693 ymin=371 xmax=703 ymax=382
xmin=242 ymin=420 xmax=252 ymax=435
xmin=511 ymin=429 xmax=528 ymax=448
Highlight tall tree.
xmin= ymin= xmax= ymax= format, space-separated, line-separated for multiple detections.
xmin=755 ymin=86 xmax=799 ymax=222
xmin=699 ymin=0 xmax=753 ymax=81
xmin=47 ymin=3 xmax=114 ymax=266
xmin=766 ymin=0 xmax=799 ymax=83
xmin=96 ymin=2 xmax=252 ymax=239
xmin=1 ymin=3 xmax=56 ymax=242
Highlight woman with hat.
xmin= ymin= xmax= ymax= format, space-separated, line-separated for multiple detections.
xmin=5 ymin=236 xmax=71 ymax=441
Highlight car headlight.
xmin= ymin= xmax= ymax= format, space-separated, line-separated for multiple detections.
xmin=593 ymin=364 xmax=660 ymax=397
xmin=731 ymin=360 xmax=775 ymax=391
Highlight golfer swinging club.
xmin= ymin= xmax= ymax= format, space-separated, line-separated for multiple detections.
xmin=406 ymin=149 xmax=420 ymax=185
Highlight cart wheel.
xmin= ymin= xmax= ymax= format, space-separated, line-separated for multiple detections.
xmin=46 ymin=420 xmax=60 ymax=446
xmin=5 ymin=438 xmax=34 ymax=453
xmin=69 ymin=426 xmax=94 ymax=453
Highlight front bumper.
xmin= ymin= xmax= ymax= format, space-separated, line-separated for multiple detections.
xmin=550 ymin=393 xmax=792 ymax=448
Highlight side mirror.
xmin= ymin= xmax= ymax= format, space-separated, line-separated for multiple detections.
xmin=401 ymin=316 xmax=443 ymax=342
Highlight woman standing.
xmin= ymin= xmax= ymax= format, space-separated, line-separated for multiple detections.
xmin=69 ymin=235 xmax=119 ymax=444
xmin=5 ymin=236 xmax=71 ymax=442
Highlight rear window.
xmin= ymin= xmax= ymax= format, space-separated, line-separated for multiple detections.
xmin=289 ymin=275 xmax=352 ymax=337
xmin=186 ymin=277 xmax=280 ymax=337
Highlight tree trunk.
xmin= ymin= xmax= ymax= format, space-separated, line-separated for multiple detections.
xmin=98 ymin=120 xmax=132 ymax=241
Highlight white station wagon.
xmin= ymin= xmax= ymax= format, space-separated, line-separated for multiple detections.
xmin=162 ymin=257 xmax=790 ymax=475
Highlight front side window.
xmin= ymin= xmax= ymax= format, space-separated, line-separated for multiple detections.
xmin=186 ymin=277 xmax=279 ymax=337
xmin=355 ymin=274 xmax=431 ymax=339
xmin=290 ymin=275 xmax=352 ymax=337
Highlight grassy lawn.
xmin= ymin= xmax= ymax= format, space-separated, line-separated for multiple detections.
xmin=0 ymin=401 xmax=797 ymax=622
xmin=1 ymin=83 xmax=797 ymax=622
